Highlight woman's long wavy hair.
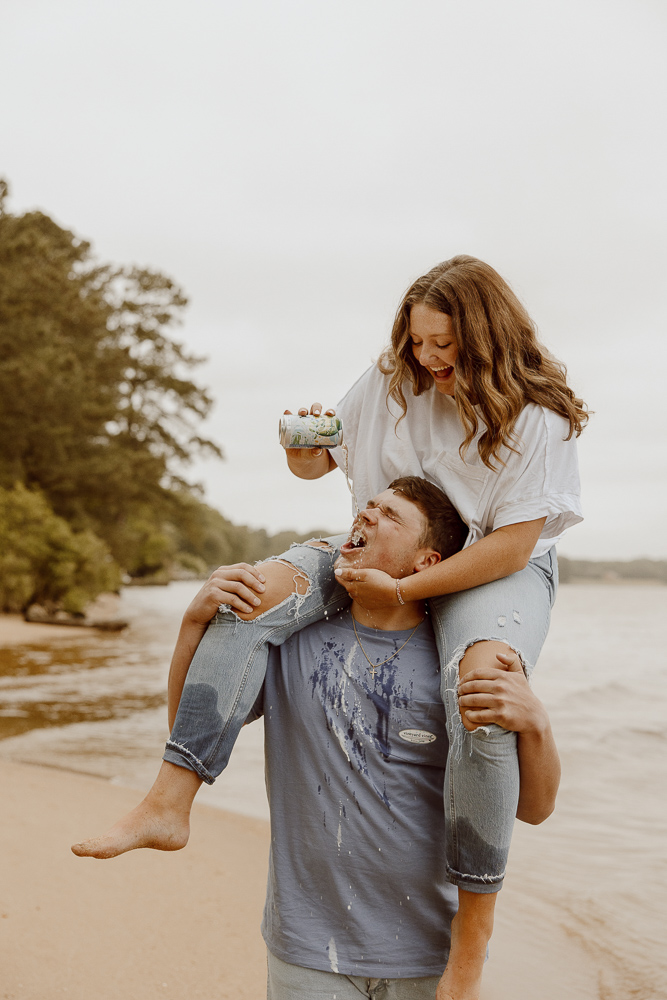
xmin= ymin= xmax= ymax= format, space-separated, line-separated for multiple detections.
xmin=377 ymin=255 xmax=589 ymax=469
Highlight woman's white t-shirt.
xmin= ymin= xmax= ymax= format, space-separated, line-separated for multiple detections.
xmin=331 ymin=365 xmax=582 ymax=559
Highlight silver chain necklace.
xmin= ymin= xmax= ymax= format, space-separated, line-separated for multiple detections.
xmin=351 ymin=613 xmax=424 ymax=678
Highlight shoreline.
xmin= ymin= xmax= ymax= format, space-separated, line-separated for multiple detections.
xmin=0 ymin=612 xmax=98 ymax=643
xmin=1 ymin=758 xmax=603 ymax=999
xmin=4 ymin=587 xmax=658 ymax=998
xmin=1 ymin=759 xmax=270 ymax=1000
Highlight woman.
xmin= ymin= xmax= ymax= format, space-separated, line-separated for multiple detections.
xmin=268 ymin=251 xmax=583 ymax=882
xmin=73 ymin=255 xmax=586 ymax=999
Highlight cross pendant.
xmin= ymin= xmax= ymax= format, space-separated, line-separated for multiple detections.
xmin=368 ymin=664 xmax=378 ymax=678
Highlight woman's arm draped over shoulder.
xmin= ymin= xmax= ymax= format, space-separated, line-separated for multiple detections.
xmin=335 ymin=517 xmax=547 ymax=607
xmin=402 ymin=516 xmax=547 ymax=600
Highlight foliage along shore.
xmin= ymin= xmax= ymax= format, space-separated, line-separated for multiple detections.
xmin=0 ymin=179 xmax=327 ymax=615
xmin=557 ymin=556 xmax=667 ymax=585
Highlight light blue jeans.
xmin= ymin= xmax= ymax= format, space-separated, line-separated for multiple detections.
xmin=266 ymin=949 xmax=441 ymax=1000
xmin=164 ymin=538 xmax=558 ymax=893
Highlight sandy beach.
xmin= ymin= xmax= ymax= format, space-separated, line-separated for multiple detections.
xmin=0 ymin=619 xmax=271 ymax=999
xmin=0 ymin=607 xmax=597 ymax=1000
xmin=0 ymin=614 xmax=95 ymax=644
xmin=1 ymin=758 xmax=601 ymax=1000
xmin=1 ymin=759 xmax=270 ymax=1000
xmin=2 ymin=591 xmax=665 ymax=1000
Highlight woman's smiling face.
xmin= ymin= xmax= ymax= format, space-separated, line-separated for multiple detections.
xmin=409 ymin=303 xmax=458 ymax=396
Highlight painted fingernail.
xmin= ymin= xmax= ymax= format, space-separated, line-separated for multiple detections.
xmin=334 ymin=568 xmax=342 ymax=576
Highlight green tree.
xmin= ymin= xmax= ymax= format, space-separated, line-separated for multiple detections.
xmin=0 ymin=179 xmax=221 ymax=565
xmin=0 ymin=181 xmax=319 ymax=595
xmin=0 ymin=484 xmax=121 ymax=613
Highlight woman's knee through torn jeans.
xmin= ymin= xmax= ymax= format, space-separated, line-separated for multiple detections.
xmin=163 ymin=540 xmax=558 ymax=894
xmin=164 ymin=537 xmax=350 ymax=782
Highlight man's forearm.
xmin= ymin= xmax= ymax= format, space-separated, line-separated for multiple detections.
xmin=164 ymin=561 xmax=269 ymax=730
xmin=457 ymin=653 xmax=561 ymax=825
xmin=516 ymin=709 xmax=560 ymax=824
xmin=167 ymin=618 xmax=208 ymax=731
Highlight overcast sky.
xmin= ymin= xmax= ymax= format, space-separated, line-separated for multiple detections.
xmin=3 ymin=0 xmax=666 ymax=559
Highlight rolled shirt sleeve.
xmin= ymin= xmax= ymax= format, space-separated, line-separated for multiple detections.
xmin=491 ymin=406 xmax=583 ymax=549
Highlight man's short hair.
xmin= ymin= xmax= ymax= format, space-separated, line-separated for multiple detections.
xmin=387 ymin=476 xmax=468 ymax=560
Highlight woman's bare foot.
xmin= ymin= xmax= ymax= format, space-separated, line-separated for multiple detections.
xmin=71 ymin=798 xmax=191 ymax=858
xmin=71 ymin=760 xmax=202 ymax=860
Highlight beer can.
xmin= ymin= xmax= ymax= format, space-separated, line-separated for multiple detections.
xmin=279 ymin=413 xmax=343 ymax=449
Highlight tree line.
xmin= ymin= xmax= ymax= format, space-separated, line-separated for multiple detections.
xmin=557 ymin=557 xmax=667 ymax=584
xmin=0 ymin=180 xmax=314 ymax=613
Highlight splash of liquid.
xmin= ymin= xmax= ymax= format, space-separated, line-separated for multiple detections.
xmin=340 ymin=439 xmax=360 ymax=516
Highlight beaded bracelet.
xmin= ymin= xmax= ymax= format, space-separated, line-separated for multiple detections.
xmin=396 ymin=578 xmax=405 ymax=605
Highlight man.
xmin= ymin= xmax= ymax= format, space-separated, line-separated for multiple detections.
xmin=73 ymin=477 xmax=559 ymax=1000
xmin=246 ymin=477 xmax=559 ymax=1000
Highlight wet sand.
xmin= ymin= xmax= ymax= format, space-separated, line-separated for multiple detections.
xmin=1 ymin=758 xmax=601 ymax=1000
xmin=0 ymin=613 xmax=92 ymax=644
xmin=1 ymin=759 xmax=269 ymax=1000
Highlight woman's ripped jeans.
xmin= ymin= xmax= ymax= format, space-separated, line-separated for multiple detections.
xmin=164 ymin=540 xmax=558 ymax=893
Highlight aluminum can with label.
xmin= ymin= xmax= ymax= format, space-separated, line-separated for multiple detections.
xmin=279 ymin=413 xmax=343 ymax=449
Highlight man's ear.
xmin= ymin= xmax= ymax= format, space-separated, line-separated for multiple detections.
xmin=412 ymin=549 xmax=441 ymax=574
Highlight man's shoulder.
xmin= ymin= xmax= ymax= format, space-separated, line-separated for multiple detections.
xmin=267 ymin=612 xmax=351 ymax=669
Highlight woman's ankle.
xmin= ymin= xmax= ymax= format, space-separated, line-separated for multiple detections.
xmin=147 ymin=760 xmax=203 ymax=814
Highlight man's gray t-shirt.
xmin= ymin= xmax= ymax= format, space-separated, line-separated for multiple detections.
xmin=254 ymin=608 xmax=457 ymax=978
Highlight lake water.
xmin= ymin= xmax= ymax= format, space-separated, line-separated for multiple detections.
xmin=1 ymin=580 xmax=665 ymax=998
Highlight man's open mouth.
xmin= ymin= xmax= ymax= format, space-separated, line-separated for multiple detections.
xmin=340 ymin=525 xmax=367 ymax=554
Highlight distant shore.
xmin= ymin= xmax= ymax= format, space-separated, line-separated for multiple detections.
xmin=1 ymin=553 xmax=665 ymax=646
xmin=557 ymin=555 xmax=667 ymax=584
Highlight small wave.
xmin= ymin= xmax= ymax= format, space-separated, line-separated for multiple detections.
xmin=626 ymin=726 xmax=667 ymax=742
xmin=555 ymin=899 xmax=666 ymax=999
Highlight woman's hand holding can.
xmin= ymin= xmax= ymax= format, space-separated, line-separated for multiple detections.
xmin=282 ymin=403 xmax=339 ymax=480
